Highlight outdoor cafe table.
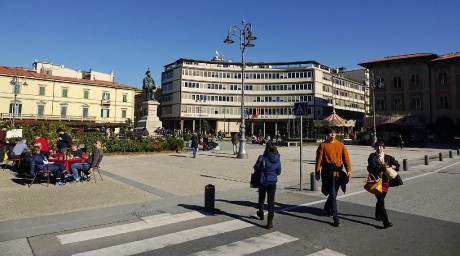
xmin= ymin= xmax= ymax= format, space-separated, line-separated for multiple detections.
xmin=51 ymin=157 xmax=86 ymax=174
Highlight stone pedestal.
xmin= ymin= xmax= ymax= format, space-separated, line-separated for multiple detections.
xmin=135 ymin=100 xmax=162 ymax=133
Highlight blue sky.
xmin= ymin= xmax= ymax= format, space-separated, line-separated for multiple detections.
xmin=1 ymin=0 xmax=458 ymax=89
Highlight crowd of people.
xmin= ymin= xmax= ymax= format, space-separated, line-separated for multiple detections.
xmin=1 ymin=127 xmax=104 ymax=186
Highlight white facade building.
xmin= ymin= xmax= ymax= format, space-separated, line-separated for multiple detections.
xmin=160 ymin=58 xmax=367 ymax=137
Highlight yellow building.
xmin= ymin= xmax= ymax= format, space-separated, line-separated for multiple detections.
xmin=0 ymin=61 xmax=138 ymax=127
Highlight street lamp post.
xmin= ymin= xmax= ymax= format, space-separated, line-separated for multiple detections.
xmin=196 ymin=98 xmax=205 ymax=135
xmin=224 ymin=19 xmax=257 ymax=159
xmin=10 ymin=74 xmax=28 ymax=128
xmin=369 ymin=72 xmax=382 ymax=147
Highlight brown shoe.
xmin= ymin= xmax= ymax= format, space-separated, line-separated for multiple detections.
xmin=266 ymin=216 xmax=273 ymax=229
xmin=256 ymin=210 xmax=264 ymax=220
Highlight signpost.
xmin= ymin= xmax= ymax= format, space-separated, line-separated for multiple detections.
xmin=293 ymin=102 xmax=307 ymax=191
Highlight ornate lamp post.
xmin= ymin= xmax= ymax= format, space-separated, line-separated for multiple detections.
xmin=196 ymin=98 xmax=205 ymax=135
xmin=368 ymin=72 xmax=383 ymax=147
xmin=224 ymin=19 xmax=257 ymax=159
xmin=10 ymin=74 xmax=28 ymax=128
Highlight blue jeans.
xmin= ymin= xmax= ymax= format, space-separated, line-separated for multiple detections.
xmin=41 ymin=163 xmax=65 ymax=181
xmin=192 ymin=147 xmax=197 ymax=157
xmin=324 ymin=177 xmax=341 ymax=222
xmin=70 ymin=162 xmax=89 ymax=179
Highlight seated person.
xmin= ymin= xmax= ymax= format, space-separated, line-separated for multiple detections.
xmin=69 ymin=143 xmax=84 ymax=158
xmin=70 ymin=140 xmax=103 ymax=181
xmin=11 ymin=139 xmax=30 ymax=158
xmin=29 ymin=146 xmax=66 ymax=186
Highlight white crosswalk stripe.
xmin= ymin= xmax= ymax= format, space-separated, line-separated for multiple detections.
xmin=189 ymin=231 xmax=298 ymax=256
xmin=306 ymin=248 xmax=347 ymax=256
xmin=58 ymin=211 xmax=209 ymax=244
xmin=72 ymin=219 xmax=253 ymax=256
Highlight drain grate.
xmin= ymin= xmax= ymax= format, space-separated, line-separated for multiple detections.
xmin=128 ymin=208 xmax=167 ymax=218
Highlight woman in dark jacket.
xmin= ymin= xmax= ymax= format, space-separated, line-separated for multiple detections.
xmin=254 ymin=141 xmax=282 ymax=229
xmin=367 ymin=140 xmax=399 ymax=228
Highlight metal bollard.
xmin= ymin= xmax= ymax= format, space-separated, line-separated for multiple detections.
xmin=424 ymin=155 xmax=429 ymax=165
xmin=310 ymin=172 xmax=317 ymax=191
xmin=457 ymin=149 xmax=460 ymax=156
xmin=449 ymin=151 xmax=453 ymax=158
xmin=439 ymin=153 xmax=443 ymax=161
xmin=204 ymin=184 xmax=215 ymax=211
xmin=403 ymin=159 xmax=408 ymax=171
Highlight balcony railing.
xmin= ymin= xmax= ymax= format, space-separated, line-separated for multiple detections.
xmin=0 ymin=113 xmax=97 ymax=122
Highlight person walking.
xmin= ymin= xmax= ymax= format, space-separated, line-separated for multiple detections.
xmin=254 ymin=141 xmax=282 ymax=229
xmin=231 ymin=133 xmax=239 ymax=155
xmin=315 ymin=127 xmax=352 ymax=227
xmin=398 ymin=134 xmax=404 ymax=149
xmin=367 ymin=140 xmax=399 ymax=229
xmin=0 ymin=126 xmax=7 ymax=162
xmin=190 ymin=132 xmax=199 ymax=158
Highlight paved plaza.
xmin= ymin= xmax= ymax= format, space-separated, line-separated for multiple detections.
xmin=0 ymin=141 xmax=459 ymax=243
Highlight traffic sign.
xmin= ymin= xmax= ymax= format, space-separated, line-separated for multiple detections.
xmin=293 ymin=102 xmax=307 ymax=116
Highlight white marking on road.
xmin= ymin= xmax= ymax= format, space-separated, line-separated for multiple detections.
xmin=72 ymin=219 xmax=253 ymax=256
xmin=307 ymin=248 xmax=347 ymax=256
xmin=58 ymin=211 xmax=209 ymax=244
xmin=281 ymin=161 xmax=460 ymax=212
xmin=189 ymin=231 xmax=298 ymax=256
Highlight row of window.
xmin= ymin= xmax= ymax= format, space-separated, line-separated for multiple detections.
xmin=374 ymin=72 xmax=448 ymax=89
xmin=183 ymin=81 xmax=314 ymax=91
xmin=180 ymin=105 xmax=313 ymax=116
xmin=373 ymin=96 xmax=449 ymax=111
xmin=8 ymin=103 xmax=128 ymax=118
xmin=36 ymin=85 xmax=128 ymax=102
xmin=182 ymin=69 xmax=314 ymax=80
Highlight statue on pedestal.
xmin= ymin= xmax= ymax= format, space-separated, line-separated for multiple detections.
xmin=143 ymin=68 xmax=157 ymax=101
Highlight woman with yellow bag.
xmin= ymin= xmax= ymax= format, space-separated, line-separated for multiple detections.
xmin=367 ymin=140 xmax=399 ymax=229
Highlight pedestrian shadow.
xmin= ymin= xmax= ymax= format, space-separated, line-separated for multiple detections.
xmin=337 ymin=214 xmax=381 ymax=228
xmin=168 ymin=154 xmax=187 ymax=158
xmin=177 ymin=203 xmax=266 ymax=229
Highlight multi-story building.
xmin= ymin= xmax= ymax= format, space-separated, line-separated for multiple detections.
xmin=160 ymin=57 xmax=367 ymax=137
xmin=359 ymin=52 xmax=460 ymax=143
xmin=0 ymin=61 xmax=138 ymax=127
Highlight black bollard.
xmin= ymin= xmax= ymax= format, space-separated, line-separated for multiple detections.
xmin=403 ymin=159 xmax=408 ymax=171
xmin=424 ymin=155 xmax=429 ymax=165
xmin=449 ymin=151 xmax=453 ymax=158
xmin=204 ymin=184 xmax=215 ymax=211
xmin=457 ymin=149 xmax=460 ymax=156
xmin=439 ymin=153 xmax=443 ymax=161
xmin=310 ymin=172 xmax=317 ymax=191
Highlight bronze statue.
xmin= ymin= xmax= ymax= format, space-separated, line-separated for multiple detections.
xmin=143 ymin=69 xmax=157 ymax=101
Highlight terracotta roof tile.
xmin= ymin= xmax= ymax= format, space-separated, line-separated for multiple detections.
xmin=431 ymin=52 xmax=460 ymax=61
xmin=0 ymin=66 xmax=137 ymax=90
xmin=359 ymin=53 xmax=437 ymax=66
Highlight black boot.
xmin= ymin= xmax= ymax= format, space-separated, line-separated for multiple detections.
xmin=256 ymin=210 xmax=264 ymax=220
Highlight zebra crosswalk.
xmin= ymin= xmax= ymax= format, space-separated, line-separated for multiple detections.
xmin=50 ymin=210 xmax=346 ymax=256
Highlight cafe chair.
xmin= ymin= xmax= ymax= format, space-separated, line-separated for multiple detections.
xmin=28 ymin=168 xmax=53 ymax=188
xmin=90 ymin=155 xmax=104 ymax=183
xmin=2 ymin=154 xmax=21 ymax=171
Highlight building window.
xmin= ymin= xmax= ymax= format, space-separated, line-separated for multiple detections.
xmin=102 ymin=92 xmax=110 ymax=101
xmin=82 ymin=107 xmax=88 ymax=117
xmin=376 ymin=98 xmax=385 ymax=111
xmin=122 ymin=94 xmax=127 ymax=102
xmin=410 ymin=74 xmax=420 ymax=86
xmin=83 ymin=90 xmax=89 ymax=99
xmin=411 ymin=97 xmax=422 ymax=110
xmin=39 ymin=86 xmax=46 ymax=96
xmin=121 ymin=108 xmax=127 ymax=118
xmin=37 ymin=105 xmax=45 ymax=117
xmin=9 ymin=103 xmax=22 ymax=117
xmin=101 ymin=109 xmax=110 ymax=118
xmin=393 ymin=76 xmax=402 ymax=88
xmin=393 ymin=97 xmax=403 ymax=110
xmin=440 ymin=95 xmax=448 ymax=109
xmin=60 ymin=106 xmax=67 ymax=117
xmin=62 ymin=88 xmax=68 ymax=98
xmin=439 ymin=72 xmax=447 ymax=85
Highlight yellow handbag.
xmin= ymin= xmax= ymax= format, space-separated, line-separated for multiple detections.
xmin=364 ymin=174 xmax=382 ymax=195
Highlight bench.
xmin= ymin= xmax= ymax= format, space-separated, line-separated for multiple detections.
xmin=283 ymin=141 xmax=300 ymax=147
